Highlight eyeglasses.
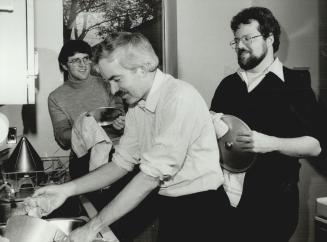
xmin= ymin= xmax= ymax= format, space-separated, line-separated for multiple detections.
xmin=67 ymin=56 xmax=91 ymax=66
xmin=230 ymin=35 xmax=263 ymax=49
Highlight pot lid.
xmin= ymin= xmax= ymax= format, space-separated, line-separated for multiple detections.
xmin=218 ymin=115 xmax=256 ymax=173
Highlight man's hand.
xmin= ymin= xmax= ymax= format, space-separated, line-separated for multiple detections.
xmin=69 ymin=222 xmax=99 ymax=242
xmin=31 ymin=184 xmax=72 ymax=217
xmin=236 ymin=130 xmax=277 ymax=154
xmin=112 ymin=115 xmax=125 ymax=130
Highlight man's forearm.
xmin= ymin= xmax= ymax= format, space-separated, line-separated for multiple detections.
xmin=67 ymin=162 xmax=129 ymax=197
xmin=89 ymin=171 xmax=160 ymax=233
xmin=273 ymin=136 xmax=321 ymax=157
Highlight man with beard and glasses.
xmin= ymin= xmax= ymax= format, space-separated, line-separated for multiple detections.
xmin=211 ymin=6 xmax=327 ymax=242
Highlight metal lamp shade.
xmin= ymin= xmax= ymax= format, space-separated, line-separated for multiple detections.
xmin=3 ymin=136 xmax=43 ymax=173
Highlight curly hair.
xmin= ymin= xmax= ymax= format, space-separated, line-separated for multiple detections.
xmin=231 ymin=7 xmax=281 ymax=53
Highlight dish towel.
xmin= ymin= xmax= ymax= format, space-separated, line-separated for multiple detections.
xmin=211 ymin=112 xmax=245 ymax=207
xmin=71 ymin=113 xmax=112 ymax=171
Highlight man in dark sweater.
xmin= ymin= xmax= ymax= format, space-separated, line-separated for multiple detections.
xmin=211 ymin=7 xmax=326 ymax=242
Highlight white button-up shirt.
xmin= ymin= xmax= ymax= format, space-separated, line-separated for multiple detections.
xmin=238 ymin=57 xmax=285 ymax=92
xmin=112 ymin=69 xmax=224 ymax=197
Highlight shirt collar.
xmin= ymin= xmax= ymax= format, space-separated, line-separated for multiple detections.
xmin=268 ymin=57 xmax=284 ymax=82
xmin=237 ymin=57 xmax=285 ymax=83
xmin=137 ymin=69 xmax=165 ymax=112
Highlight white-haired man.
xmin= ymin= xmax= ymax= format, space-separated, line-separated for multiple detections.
xmin=33 ymin=32 xmax=231 ymax=242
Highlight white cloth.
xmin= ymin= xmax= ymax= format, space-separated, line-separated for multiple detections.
xmin=210 ymin=112 xmax=229 ymax=139
xmin=222 ymin=170 xmax=245 ymax=207
xmin=71 ymin=113 xmax=112 ymax=171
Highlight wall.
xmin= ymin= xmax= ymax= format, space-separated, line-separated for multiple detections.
xmin=0 ymin=0 xmax=68 ymax=158
xmin=175 ymin=0 xmax=327 ymax=241
xmin=33 ymin=0 xmax=66 ymax=156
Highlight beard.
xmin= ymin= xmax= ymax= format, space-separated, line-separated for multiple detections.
xmin=237 ymin=46 xmax=267 ymax=70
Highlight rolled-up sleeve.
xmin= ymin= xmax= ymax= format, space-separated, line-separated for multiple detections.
xmin=112 ymin=111 xmax=140 ymax=171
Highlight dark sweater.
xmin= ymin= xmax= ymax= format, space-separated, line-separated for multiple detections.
xmin=211 ymin=67 xmax=325 ymax=185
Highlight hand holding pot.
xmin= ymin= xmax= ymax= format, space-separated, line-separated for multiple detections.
xmin=112 ymin=115 xmax=125 ymax=130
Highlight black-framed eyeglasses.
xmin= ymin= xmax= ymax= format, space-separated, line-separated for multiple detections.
xmin=230 ymin=35 xmax=263 ymax=49
xmin=67 ymin=56 xmax=91 ymax=66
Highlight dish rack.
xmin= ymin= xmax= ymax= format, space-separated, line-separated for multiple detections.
xmin=0 ymin=157 xmax=69 ymax=201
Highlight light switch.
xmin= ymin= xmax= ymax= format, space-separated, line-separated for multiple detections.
xmin=7 ymin=127 xmax=17 ymax=144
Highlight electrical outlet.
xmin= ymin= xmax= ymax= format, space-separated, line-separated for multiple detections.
xmin=7 ymin=127 xmax=17 ymax=144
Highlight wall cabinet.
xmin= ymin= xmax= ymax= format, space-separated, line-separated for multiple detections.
xmin=0 ymin=0 xmax=36 ymax=104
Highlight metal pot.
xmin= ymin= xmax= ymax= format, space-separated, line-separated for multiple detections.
xmin=0 ymin=200 xmax=25 ymax=224
xmin=4 ymin=215 xmax=69 ymax=242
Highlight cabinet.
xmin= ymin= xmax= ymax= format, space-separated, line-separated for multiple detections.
xmin=0 ymin=0 xmax=37 ymax=104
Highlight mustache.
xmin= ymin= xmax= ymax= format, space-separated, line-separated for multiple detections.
xmin=115 ymin=90 xmax=128 ymax=97
xmin=237 ymin=49 xmax=249 ymax=56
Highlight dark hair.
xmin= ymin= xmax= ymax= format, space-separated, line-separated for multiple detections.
xmin=231 ymin=7 xmax=281 ymax=53
xmin=58 ymin=40 xmax=92 ymax=72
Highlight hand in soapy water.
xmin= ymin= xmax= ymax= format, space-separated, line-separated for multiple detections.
xmin=11 ymin=194 xmax=53 ymax=218
xmin=23 ymin=196 xmax=52 ymax=217
xmin=29 ymin=183 xmax=72 ymax=217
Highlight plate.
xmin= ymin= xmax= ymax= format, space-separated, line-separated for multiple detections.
xmin=218 ymin=115 xmax=256 ymax=173
xmin=87 ymin=107 xmax=124 ymax=126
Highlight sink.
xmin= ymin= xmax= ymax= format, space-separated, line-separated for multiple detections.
xmin=0 ymin=196 xmax=119 ymax=242
xmin=47 ymin=217 xmax=87 ymax=235
xmin=0 ymin=196 xmax=86 ymax=224
xmin=0 ymin=195 xmax=119 ymax=241
xmin=0 ymin=217 xmax=86 ymax=236
xmin=0 ymin=224 xmax=4 ymax=236
xmin=0 ymin=195 xmax=88 ymax=238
